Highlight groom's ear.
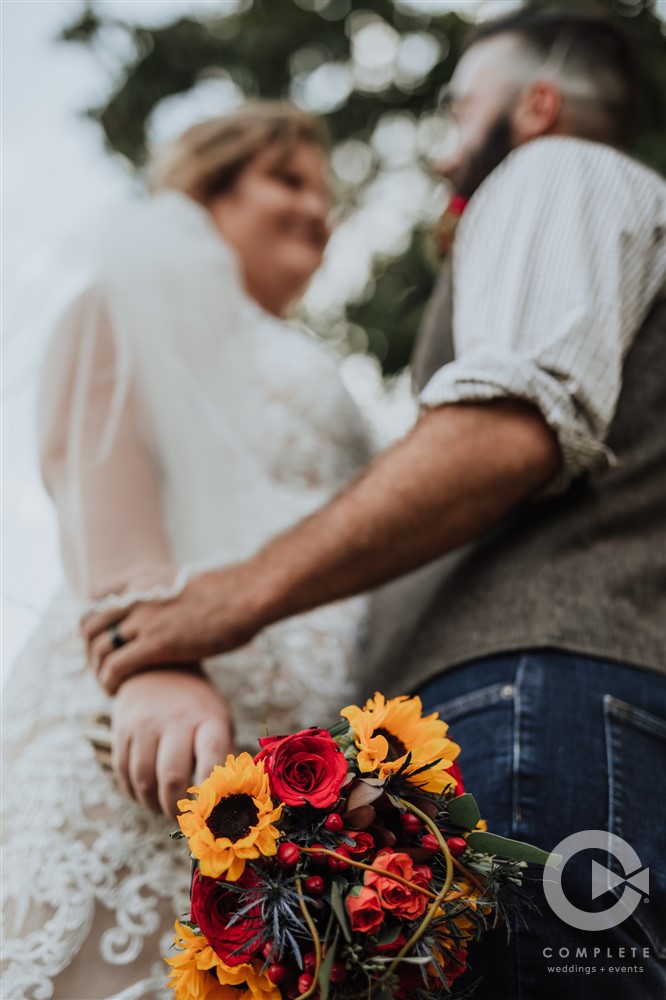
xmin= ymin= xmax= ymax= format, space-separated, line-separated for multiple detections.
xmin=511 ymin=80 xmax=563 ymax=143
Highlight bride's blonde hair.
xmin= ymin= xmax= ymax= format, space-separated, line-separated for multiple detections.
xmin=149 ymin=101 xmax=329 ymax=204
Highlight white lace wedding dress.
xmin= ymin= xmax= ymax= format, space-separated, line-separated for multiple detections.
xmin=1 ymin=193 xmax=376 ymax=1000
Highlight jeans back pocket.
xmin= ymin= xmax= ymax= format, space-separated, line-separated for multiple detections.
xmin=604 ymin=694 xmax=666 ymax=958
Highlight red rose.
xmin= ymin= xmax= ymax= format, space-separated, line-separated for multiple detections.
xmin=190 ymin=868 xmax=263 ymax=966
xmin=412 ymin=864 xmax=433 ymax=889
xmin=256 ymin=728 xmax=347 ymax=808
xmin=344 ymin=830 xmax=375 ymax=856
xmin=365 ymin=850 xmax=427 ymax=922
xmin=446 ymin=760 xmax=465 ymax=796
xmin=345 ymin=886 xmax=384 ymax=934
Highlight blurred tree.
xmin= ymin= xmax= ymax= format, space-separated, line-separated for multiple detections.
xmin=61 ymin=0 xmax=665 ymax=374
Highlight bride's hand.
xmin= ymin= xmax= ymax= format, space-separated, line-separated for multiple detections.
xmin=82 ymin=568 xmax=266 ymax=695
xmin=112 ymin=669 xmax=235 ymax=818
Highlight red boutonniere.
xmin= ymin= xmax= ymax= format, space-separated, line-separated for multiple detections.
xmin=435 ymin=193 xmax=469 ymax=256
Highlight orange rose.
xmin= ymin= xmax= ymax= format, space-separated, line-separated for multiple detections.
xmin=365 ymin=849 xmax=427 ymax=922
xmin=345 ymin=886 xmax=384 ymax=934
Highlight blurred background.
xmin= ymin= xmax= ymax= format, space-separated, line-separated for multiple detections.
xmin=2 ymin=0 xmax=665 ymax=676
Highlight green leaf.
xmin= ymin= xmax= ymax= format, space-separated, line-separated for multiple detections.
xmin=445 ymin=794 xmax=481 ymax=831
xmin=466 ymin=831 xmax=559 ymax=866
xmin=328 ymin=719 xmax=350 ymax=739
xmin=318 ymin=930 xmax=339 ymax=1000
xmin=375 ymin=922 xmax=402 ymax=947
xmin=330 ymin=881 xmax=352 ymax=944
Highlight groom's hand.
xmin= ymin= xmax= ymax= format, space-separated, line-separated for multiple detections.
xmin=112 ymin=668 xmax=235 ymax=818
xmin=82 ymin=567 xmax=269 ymax=695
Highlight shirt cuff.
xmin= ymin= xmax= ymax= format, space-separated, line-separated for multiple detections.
xmin=419 ymin=352 xmax=616 ymax=495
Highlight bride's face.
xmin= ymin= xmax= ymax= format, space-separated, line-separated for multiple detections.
xmin=208 ymin=140 xmax=331 ymax=316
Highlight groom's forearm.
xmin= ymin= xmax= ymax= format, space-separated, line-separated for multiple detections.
xmin=248 ymin=399 xmax=561 ymax=628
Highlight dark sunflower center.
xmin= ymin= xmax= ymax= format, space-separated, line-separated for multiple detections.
xmin=375 ymin=727 xmax=408 ymax=761
xmin=206 ymin=793 xmax=258 ymax=842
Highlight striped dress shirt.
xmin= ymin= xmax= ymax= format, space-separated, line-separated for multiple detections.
xmin=420 ymin=136 xmax=666 ymax=491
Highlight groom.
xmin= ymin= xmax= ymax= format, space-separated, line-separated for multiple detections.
xmin=85 ymin=8 xmax=666 ymax=996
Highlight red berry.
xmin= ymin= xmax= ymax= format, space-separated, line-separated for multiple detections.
xmin=324 ymin=812 xmax=344 ymax=833
xmin=309 ymin=843 xmax=327 ymax=866
xmin=328 ymin=846 xmax=351 ymax=871
xmin=303 ymin=951 xmax=317 ymax=973
xmin=262 ymin=941 xmax=274 ymax=960
xmin=446 ymin=836 xmax=467 ymax=858
xmin=400 ymin=812 xmax=424 ymax=835
xmin=268 ymin=964 xmax=288 ymax=984
xmin=421 ymin=833 xmax=440 ymax=853
xmin=304 ymin=875 xmax=325 ymax=896
xmin=330 ymin=961 xmax=348 ymax=984
xmin=278 ymin=842 xmax=300 ymax=868
xmin=298 ymin=973 xmax=314 ymax=994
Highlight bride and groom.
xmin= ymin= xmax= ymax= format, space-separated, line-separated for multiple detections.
xmin=3 ymin=7 xmax=666 ymax=999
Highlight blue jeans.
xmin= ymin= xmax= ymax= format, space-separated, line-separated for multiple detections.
xmin=416 ymin=651 xmax=666 ymax=999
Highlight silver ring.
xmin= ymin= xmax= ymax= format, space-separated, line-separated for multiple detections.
xmin=109 ymin=623 xmax=126 ymax=650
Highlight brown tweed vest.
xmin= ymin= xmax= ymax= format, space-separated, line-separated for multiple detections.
xmin=365 ymin=261 xmax=666 ymax=696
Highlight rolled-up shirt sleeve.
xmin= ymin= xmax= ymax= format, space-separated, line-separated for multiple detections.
xmin=420 ymin=137 xmax=666 ymax=490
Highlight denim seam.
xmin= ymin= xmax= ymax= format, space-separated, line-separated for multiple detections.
xmin=512 ymin=656 xmax=529 ymax=832
xmin=603 ymin=694 xmax=666 ymax=957
xmin=603 ymin=694 xmax=623 ymax=842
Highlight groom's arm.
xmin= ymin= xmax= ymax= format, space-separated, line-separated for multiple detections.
xmin=256 ymin=399 xmax=560 ymax=618
xmin=85 ymin=398 xmax=561 ymax=693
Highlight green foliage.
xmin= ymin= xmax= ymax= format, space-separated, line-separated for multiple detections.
xmin=61 ymin=0 xmax=666 ymax=373
xmin=443 ymin=792 xmax=482 ymax=832
xmin=346 ymin=227 xmax=439 ymax=373
xmin=466 ymin=831 xmax=557 ymax=866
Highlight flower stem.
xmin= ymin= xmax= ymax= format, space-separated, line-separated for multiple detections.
xmin=300 ymin=847 xmax=437 ymax=901
xmin=294 ymin=876 xmax=321 ymax=1000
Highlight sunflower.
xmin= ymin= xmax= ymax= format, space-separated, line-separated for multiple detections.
xmin=165 ymin=921 xmax=280 ymax=1000
xmin=177 ymin=753 xmax=282 ymax=880
xmin=341 ymin=693 xmax=460 ymax=794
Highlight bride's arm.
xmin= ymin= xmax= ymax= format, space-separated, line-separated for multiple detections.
xmin=38 ymin=283 xmax=174 ymax=599
xmin=39 ymin=282 xmax=234 ymax=814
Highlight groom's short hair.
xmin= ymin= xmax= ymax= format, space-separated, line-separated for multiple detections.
xmin=466 ymin=7 xmax=641 ymax=148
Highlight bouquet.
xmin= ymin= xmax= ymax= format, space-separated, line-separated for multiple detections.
xmin=165 ymin=693 xmax=551 ymax=999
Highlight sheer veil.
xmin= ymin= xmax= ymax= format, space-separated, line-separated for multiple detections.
xmin=37 ymin=190 xmax=349 ymax=607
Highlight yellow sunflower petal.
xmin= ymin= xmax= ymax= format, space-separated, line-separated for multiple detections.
xmin=342 ymin=692 xmax=461 ymax=792
xmin=177 ymin=754 xmax=282 ymax=881
xmin=165 ymin=923 xmax=281 ymax=1000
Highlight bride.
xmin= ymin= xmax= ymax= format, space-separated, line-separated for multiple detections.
xmin=1 ymin=103 xmax=374 ymax=1000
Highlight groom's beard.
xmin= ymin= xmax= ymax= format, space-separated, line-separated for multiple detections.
xmin=448 ymin=114 xmax=515 ymax=200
